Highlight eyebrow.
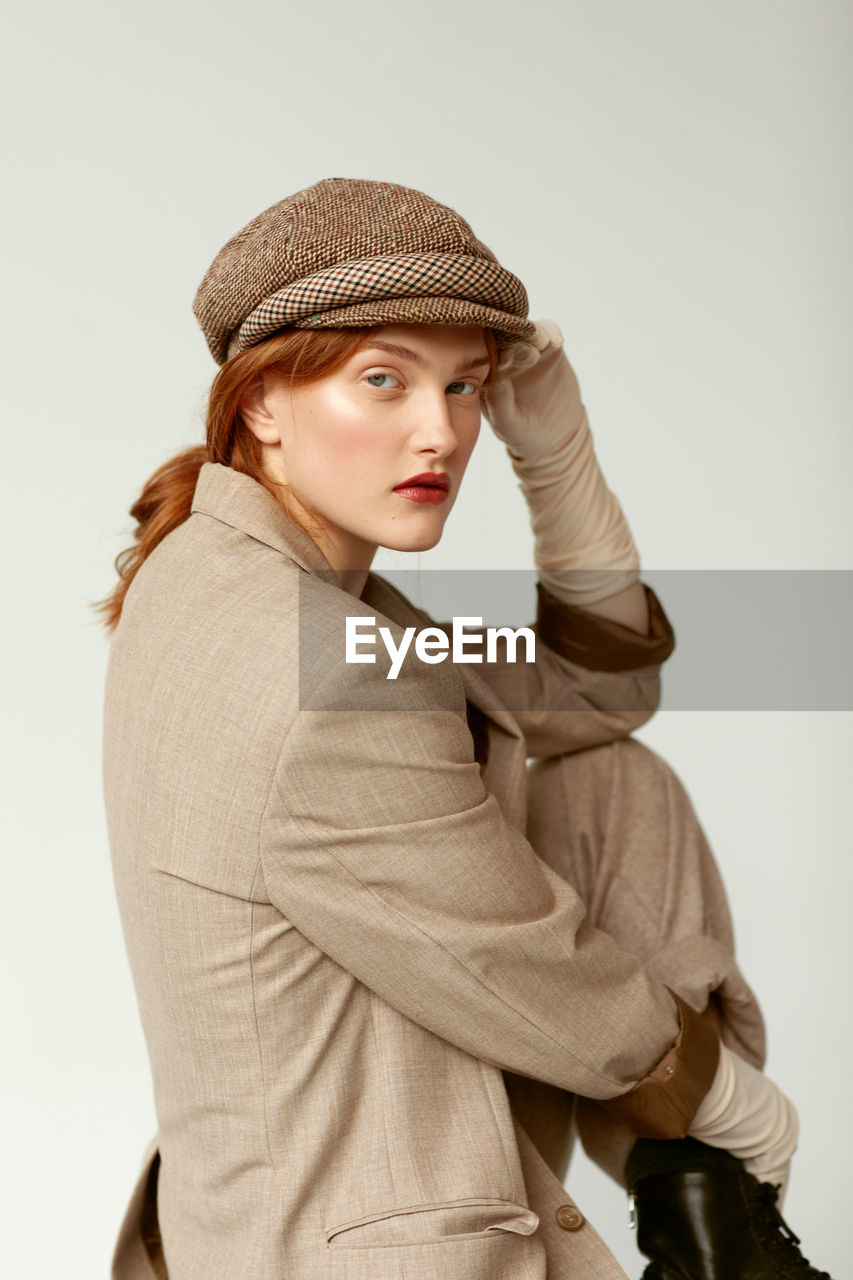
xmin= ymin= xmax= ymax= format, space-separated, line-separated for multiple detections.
xmin=359 ymin=340 xmax=491 ymax=375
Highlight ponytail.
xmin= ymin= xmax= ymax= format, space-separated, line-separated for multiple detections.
xmin=91 ymin=445 xmax=210 ymax=633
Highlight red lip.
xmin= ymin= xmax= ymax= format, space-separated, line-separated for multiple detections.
xmin=393 ymin=472 xmax=450 ymax=492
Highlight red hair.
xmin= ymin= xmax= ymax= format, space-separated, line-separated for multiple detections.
xmin=92 ymin=324 xmax=500 ymax=632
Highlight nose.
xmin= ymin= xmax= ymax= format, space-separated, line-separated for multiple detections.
xmin=409 ymin=389 xmax=460 ymax=458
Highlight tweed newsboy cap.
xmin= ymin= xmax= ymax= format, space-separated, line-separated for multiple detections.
xmin=193 ymin=176 xmax=535 ymax=364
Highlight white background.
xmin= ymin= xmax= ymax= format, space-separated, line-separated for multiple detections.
xmin=2 ymin=1 xmax=851 ymax=1275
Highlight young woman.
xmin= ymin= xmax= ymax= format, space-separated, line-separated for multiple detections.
xmin=96 ymin=176 xmax=830 ymax=1279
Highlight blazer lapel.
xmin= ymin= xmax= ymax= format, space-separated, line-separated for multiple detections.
xmin=191 ymin=461 xmax=337 ymax=577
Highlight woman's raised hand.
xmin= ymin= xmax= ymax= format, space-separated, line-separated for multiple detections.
xmin=481 ymin=319 xmax=586 ymax=468
xmin=481 ymin=318 xmax=642 ymax=609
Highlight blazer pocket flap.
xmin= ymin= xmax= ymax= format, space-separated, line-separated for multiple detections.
xmin=326 ymin=1197 xmax=539 ymax=1247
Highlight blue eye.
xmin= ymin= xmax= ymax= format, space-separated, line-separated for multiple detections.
xmin=364 ymin=372 xmax=479 ymax=394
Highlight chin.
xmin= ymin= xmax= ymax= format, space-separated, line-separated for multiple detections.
xmin=386 ymin=531 xmax=443 ymax=553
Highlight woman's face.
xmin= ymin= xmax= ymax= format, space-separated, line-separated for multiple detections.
xmin=241 ymin=323 xmax=489 ymax=581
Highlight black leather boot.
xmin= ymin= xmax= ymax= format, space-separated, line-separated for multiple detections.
xmin=626 ymin=1137 xmax=832 ymax=1279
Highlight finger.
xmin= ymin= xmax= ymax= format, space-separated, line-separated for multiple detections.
xmin=532 ymin=318 xmax=564 ymax=351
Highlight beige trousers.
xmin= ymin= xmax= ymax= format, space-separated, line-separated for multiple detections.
xmin=503 ymin=736 xmax=768 ymax=1188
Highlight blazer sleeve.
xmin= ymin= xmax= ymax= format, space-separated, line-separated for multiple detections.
xmin=402 ymin=579 xmax=677 ymax=759
xmin=258 ymin=594 xmax=714 ymax=1133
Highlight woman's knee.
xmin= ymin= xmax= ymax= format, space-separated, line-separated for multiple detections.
xmin=525 ymin=736 xmax=698 ymax=907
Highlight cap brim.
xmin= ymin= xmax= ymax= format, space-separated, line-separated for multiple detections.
xmin=228 ymin=295 xmax=535 ymax=360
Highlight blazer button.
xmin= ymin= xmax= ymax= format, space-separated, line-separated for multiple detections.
xmin=555 ymin=1203 xmax=585 ymax=1231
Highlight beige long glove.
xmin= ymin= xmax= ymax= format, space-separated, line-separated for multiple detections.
xmin=688 ymin=1043 xmax=799 ymax=1204
xmin=482 ymin=320 xmax=641 ymax=607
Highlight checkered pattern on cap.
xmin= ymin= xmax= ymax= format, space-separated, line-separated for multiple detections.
xmin=193 ymin=176 xmax=535 ymax=364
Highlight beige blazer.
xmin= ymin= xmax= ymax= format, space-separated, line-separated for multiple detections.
xmin=103 ymin=460 xmax=689 ymax=1280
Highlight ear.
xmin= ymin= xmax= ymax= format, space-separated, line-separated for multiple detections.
xmin=239 ymin=372 xmax=284 ymax=445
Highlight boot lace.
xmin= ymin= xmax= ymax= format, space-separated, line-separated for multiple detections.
xmin=748 ymin=1180 xmax=832 ymax=1278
